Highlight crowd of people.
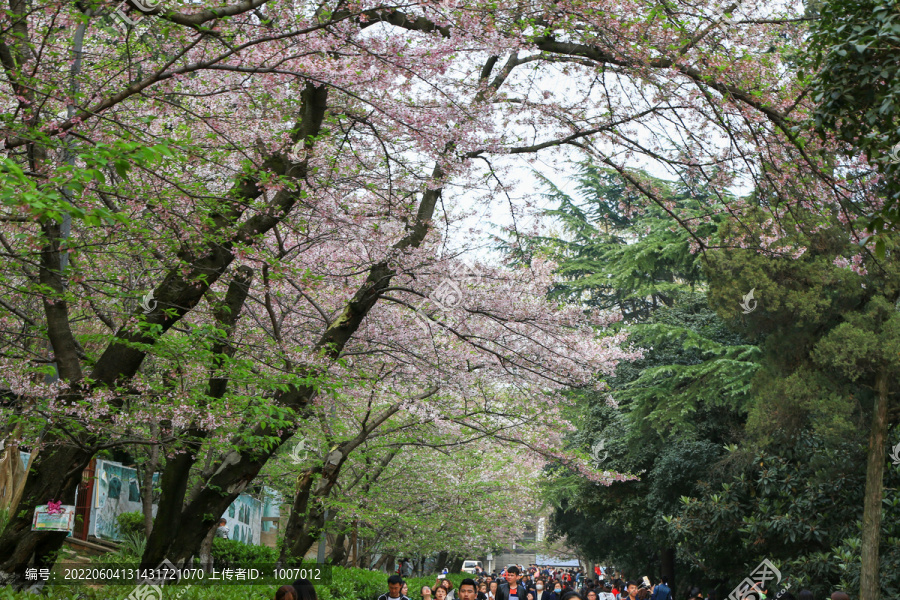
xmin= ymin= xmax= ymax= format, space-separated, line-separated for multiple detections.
xmin=374 ymin=564 xmax=855 ymax=600
xmin=268 ymin=563 xmax=854 ymax=600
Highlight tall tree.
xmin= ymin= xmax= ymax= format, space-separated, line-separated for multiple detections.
xmin=704 ymin=205 xmax=900 ymax=600
xmin=516 ymin=165 xmax=756 ymax=589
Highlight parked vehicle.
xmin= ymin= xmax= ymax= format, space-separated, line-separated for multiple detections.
xmin=461 ymin=560 xmax=483 ymax=574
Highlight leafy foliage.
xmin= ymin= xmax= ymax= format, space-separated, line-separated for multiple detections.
xmin=807 ymin=0 xmax=900 ymax=231
xmin=528 ymin=165 xmax=756 ymax=590
xmin=210 ymin=538 xmax=279 ymax=568
xmin=508 ymin=165 xmax=721 ymax=321
xmin=115 ymin=511 xmax=146 ymax=539
xmin=670 ymin=432 xmax=867 ymax=594
xmin=115 ymin=532 xmax=147 ymax=561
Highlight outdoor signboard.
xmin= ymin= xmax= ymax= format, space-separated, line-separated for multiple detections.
xmin=32 ymin=505 xmax=75 ymax=531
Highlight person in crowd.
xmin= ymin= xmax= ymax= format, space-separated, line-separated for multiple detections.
xmin=560 ymin=592 xmax=582 ymax=600
xmin=517 ymin=571 xmax=528 ymax=593
xmin=550 ymin=580 xmax=564 ymax=600
xmin=434 ymin=587 xmax=448 ymax=600
xmin=442 ymin=578 xmax=457 ymax=600
xmin=291 ymin=578 xmax=318 ymax=600
xmin=687 ymin=588 xmax=703 ymax=600
xmin=422 ymin=586 xmax=433 ymax=600
xmin=585 ymin=590 xmax=599 ymax=600
xmin=458 ymin=578 xmax=480 ymax=600
xmin=379 ymin=575 xmax=410 ymax=600
xmin=650 ymin=577 xmax=672 ymax=600
xmin=620 ymin=582 xmax=638 ymax=600
xmin=534 ymin=577 xmax=553 ymax=600
xmin=488 ymin=580 xmax=500 ymax=600
xmin=401 ymin=583 xmax=409 ymax=598
xmin=479 ymin=582 xmax=489 ymax=600
xmin=636 ymin=590 xmax=650 ymax=600
xmin=496 ymin=565 xmax=525 ymax=600
xmin=215 ymin=518 xmax=229 ymax=539
xmin=275 ymin=586 xmax=297 ymax=600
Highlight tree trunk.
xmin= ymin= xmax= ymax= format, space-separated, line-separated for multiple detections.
xmin=349 ymin=521 xmax=358 ymax=567
xmin=142 ymin=266 xmax=254 ymax=568
xmin=414 ymin=556 xmax=423 ymax=577
xmin=329 ymin=531 xmax=347 ymax=564
xmin=860 ymin=370 xmax=889 ymax=600
xmin=373 ymin=552 xmax=392 ymax=571
xmin=449 ymin=555 xmax=464 ymax=573
xmin=279 ymin=449 xmax=349 ymax=563
xmin=279 ymin=404 xmax=404 ymax=564
xmin=198 ymin=521 xmax=218 ymax=573
xmin=435 ymin=551 xmax=449 ymax=572
xmin=141 ymin=442 xmax=282 ymax=567
xmin=0 ymin=441 xmax=91 ymax=587
xmin=140 ymin=424 xmax=160 ymax=538
xmin=142 ymin=449 xmax=202 ymax=567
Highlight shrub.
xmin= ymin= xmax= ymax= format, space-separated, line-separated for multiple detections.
xmin=115 ymin=511 xmax=146 ymax=538
xmin=323 ymin=567 xmax=386 ymax=600
xmin=211 ymin=537 xmax=278 ymax=568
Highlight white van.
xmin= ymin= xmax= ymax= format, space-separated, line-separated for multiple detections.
xmin=461 ymin=560 xmax=483 ymax=574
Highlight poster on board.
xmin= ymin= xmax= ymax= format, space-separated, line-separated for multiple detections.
xmin=32 ymin=505 xmax=75 ymax=531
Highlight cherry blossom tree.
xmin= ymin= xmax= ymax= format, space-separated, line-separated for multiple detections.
xmin=0 ymin=0 xmax=872 ymax=583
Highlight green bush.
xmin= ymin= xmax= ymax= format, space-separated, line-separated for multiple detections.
xmin=211 ymin=537 xmax=278 ymax=568
xmin=115 ymin=511 xmax=145 ymax=538
xmin=324 ymin=567 xmax=386 ymax=600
